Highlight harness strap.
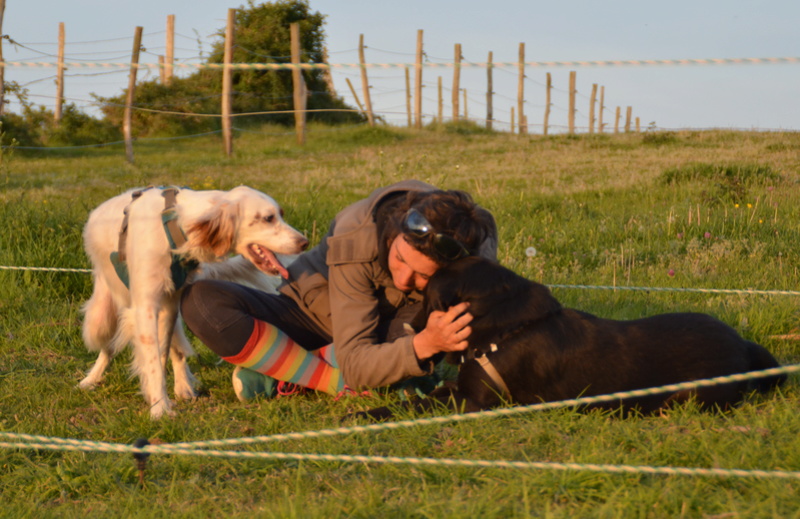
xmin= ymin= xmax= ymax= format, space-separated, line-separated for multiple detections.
xmin=160 ymin=187 xmax=189 ymax=250
xmin=116 ymin=187 xmax=151 ymax=263
xmin=476 ymin=354 xmax=512 ymax=400
xmin=111 ymin=186 xmax=197 ymax=290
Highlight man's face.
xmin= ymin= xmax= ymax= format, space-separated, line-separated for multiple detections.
xmin=387 ymin=235 xmax=440 ymax=293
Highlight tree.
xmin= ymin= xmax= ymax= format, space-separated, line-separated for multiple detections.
xmin=98 ymin=0 xmax=361 ymax=136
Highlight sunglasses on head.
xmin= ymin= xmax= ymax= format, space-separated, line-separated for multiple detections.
xmin=401 ymin=208 xmax=469 ymax=261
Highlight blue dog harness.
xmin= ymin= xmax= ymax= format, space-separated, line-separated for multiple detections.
xmin=110 ymin=186 xmax=199 ymax=289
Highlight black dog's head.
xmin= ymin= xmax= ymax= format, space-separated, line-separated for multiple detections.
xmin=414 ymin=256 xmax=562 ymax=355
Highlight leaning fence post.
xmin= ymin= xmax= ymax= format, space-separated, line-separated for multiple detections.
xmin=221 ymin=9 xmax=235 ymax=155
xmin=414 ymin=29 xmax=423 ymax=129
xmin=358 ymin=34 xmax=375 ymax=127
xmin=123 ymin=26 xmax=143 ymax=164
xmin=517 ymin=43 xmax=526 ymax=135
xmin=291 ymin=22 xmax=307 ymax=145
xmin=452 ymin=43 xmax=461 ymax=122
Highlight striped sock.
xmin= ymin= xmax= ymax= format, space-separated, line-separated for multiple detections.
xmin=313 ymin=343 xmax=338 ymax=368
xmin=223 ymin=319 xmax=344 ymax=395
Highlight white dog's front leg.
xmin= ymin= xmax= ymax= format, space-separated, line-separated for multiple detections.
xmin=171 ymin=317 xmax=199 ymax=400
xmin=158 ymin=306 xmax=198 ymax=401
xmin=133 ymin=305 xmax=173 ymax=419
xmin=78 ymin=349 xmax=113 ymax=389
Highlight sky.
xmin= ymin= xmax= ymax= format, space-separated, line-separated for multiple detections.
xmin=4 ymin=0 xmax=799 ymax=132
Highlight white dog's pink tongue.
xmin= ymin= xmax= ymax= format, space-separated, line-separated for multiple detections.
xmin=249 ymin=244 xmax=289 ymax=279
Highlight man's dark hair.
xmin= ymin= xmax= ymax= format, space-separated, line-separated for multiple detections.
xmin=376 ymin=189 xmax=496 ymax=269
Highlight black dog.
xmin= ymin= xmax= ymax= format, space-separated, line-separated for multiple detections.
xmin=363 ymin=257 xmax=785 ymax=420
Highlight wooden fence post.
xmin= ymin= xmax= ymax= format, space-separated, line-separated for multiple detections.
xmin=158 ymin=56 xmax=165 ymax=83
xmin=452 ymin=43 xmax=461 ymax=122
xmin=589 ymin=83 xmax=597 ymax=134
xmin=123 ymin=26 xmax=143 ymax=164
xmin=486 ymin=51 xmax=493 ymax=130
xmin=222 ymin=9 xmax=235 ymax=155
xmin=463 ymin=89 xmax=468 ymax=120
xmin=625 ymin=106 xmax=632 ymax=132
xmin=517 ymin=42 xmax=526 ymax=134
xmin=437 ymin=76 xmax=443 ymax=124
xmin=54 ymin=22 xmax=65 ymax=124
xmin=345 ymin=78 xmax=365 ymax=114
xmin=568 ymin=71 xmax=576 ymax=135
xmin=414 ymin=29 xmax=423 ymax=129
xmin=614 ymin=106 xmax=621 ymax=134
xmin=165 ymin=14 xmax=174 ymax=85
xmin=291 ymin=22 xmax=307 ymax=145
xmin=598 ymin=86 xmax=605 ymax=133
xmin=543 ymin=72 xmax=551 ymax=136
xmin=0 ymin=0 xmax=6 ymax=117
xmin=636 ymin=117 xmax=641 ymax=132
xmin=510 ymin=107 xmax=515 ymax=134
xmin=358 ymin=34 xmax=374 ymax=127
xmin=405 ymin=66 xmax=412 ymax=127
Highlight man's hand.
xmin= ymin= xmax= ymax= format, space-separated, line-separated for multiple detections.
xmin=412 ymin=302 xmax=473 ymax=361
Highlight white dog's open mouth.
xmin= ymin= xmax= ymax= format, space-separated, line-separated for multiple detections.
xmin=247 ymin=244 xmax=289 ymax=279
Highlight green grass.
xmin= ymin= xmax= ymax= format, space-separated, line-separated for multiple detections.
xmin=2 ymin=125 xmax=800 ymax=518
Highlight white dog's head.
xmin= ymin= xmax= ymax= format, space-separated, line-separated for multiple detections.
xmin=184 ymin=186 xmax=308 ymax=278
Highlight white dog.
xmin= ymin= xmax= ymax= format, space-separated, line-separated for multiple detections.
xmin=79 ymin=185 xmax=307 ymax=418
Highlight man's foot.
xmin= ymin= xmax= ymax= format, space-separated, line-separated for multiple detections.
xmin=232 ymin=366 xmax=277 ymax=401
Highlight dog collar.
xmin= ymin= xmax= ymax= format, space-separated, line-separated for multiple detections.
xmin=460 ymin=343 xmax=511 ymax=401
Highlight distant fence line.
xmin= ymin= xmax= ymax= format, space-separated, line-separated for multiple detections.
xmin=4 ymin=56 xmax=799 ymax=70
xmin=5 ymin=6 xmax=799 ymax=162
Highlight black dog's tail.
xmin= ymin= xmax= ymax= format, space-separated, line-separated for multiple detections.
xmin=746 ymin=342 xmax=786 ymax=394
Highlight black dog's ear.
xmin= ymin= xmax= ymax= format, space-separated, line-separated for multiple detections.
xmin=430 ymin=257 xmax=562 ymax=332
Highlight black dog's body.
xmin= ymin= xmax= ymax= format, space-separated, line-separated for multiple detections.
xmin=365 ymin=257 xmax=784 ymax=419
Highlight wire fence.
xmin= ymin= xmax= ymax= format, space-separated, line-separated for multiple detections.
xmin=1 ymin=364 xmax=798 ymax=479
xmin=6 ymin=23 xmax=800 ymax=144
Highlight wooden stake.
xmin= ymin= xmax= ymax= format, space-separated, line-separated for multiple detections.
xmin=0 ymin=0 xmax=6 ymax=117
xmin=543 ymin=72 xmax=551 ymax=136
xmin=625 ymin=106 xmax=632 ymax=132
xmin=437 ymin=76 xmax=443 ymax=124
xmin=358 ymin=34 xmax=374 ymax=127
xmin=598 ymin=86 xmax=605 ymax=133
xmin=452 ymin=43 xmax=461 ymax=122
xmin=589 ymin=83 xmax=597 ymax=134
xmin=54 ymin=22 xmax=65 ymax=124
xmin=463 ymin=88 xmax=468 ymax=120
xmin=414 ymin=30 xmax=423 ymax=129
xmin=123 ymin=26 xmax=143 ymax=164
xmin=291 ymin=23 xmax=307 ymax=145
xmin=345 ymin=78 xmax=365 ymax=113
xmin=614 ymin=106 xmax=621 ymax=134
xmin=486 ymin=51 xmax=493 ymax=130
xmin=165 ymin=14 xmax=174 ymax=85
xmin=568 ymin=71 xmax=576 ymax=135
xmin=222 ymin=9 xmax=235 ymax=154
xmin=517 ymin=43 xmax=525 ymax=134
xmin=510 ymin=107 xmax=515 ymax=134
xmin=405 ymin=66 xmax=412 ymax=127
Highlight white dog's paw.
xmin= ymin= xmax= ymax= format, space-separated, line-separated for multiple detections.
xmin=148 ymin=398 xmax=175 ymax=419
xmin=173 ymin=368 xmax=199 ymax=401
xmin=173 ymin=380 xmax=198 ymax=401
xmin=77 ymin=376 xmax=101 ymax=390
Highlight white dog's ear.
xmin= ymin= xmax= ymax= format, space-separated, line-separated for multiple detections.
xmin=187 ymin=202 xmax=238 ymax=258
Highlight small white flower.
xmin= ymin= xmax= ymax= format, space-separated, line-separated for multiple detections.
xmin=525 ymin=247 xmax=537 ymax=258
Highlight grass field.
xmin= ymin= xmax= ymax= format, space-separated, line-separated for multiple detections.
xmin=2 ymin=125 xmax=800 ymax=518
